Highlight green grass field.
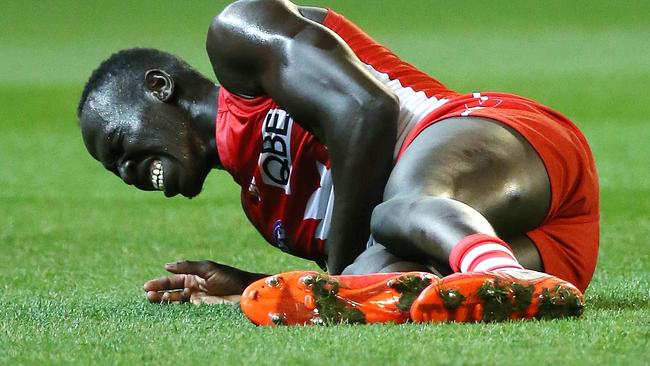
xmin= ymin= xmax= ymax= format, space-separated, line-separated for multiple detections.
xmin=1 ymin=0 xmax=649 ymax=364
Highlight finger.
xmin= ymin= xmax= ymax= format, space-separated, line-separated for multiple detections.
xmin=161 ymin=290 xmax=186 ymax=303
xmin=146 ymin=290 xmax=187 ymax=303
xmin=165 ymin=260 xmax=217 ymax=277
xmin=147 ymin=290 xmax=162 ymax=302
xmin=143 ymin=274 xmax=190 ymax=292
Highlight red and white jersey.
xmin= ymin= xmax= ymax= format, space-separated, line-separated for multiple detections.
xmin=215 ymin=9 xmax=456 ymax=262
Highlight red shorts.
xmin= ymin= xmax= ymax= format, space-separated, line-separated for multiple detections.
xmin=398 ymin=92 xmax=600 ymax=292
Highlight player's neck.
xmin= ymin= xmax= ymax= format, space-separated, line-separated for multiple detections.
xmin=178 ymin=82 xmax=221 ymax=169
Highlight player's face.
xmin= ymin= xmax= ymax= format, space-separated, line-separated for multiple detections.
xmin=80 ymin=90 xmax=212 ymax=198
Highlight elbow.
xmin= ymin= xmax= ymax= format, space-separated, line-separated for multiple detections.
xmin=207 ymin=0 xmax=256 ymax=47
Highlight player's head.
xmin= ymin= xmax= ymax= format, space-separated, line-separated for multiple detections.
xmin=78 ymin=48 xmax=218 ymax=198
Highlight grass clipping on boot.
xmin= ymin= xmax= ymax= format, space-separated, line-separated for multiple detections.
xmin=309 ymin=274 xmax=433 ymax=325
xmin=476 ymin=279 xmax=583 ymax=321
xmin=391 ymin=275 xmax=433 ymax=312
xmin=311 ymin=274 xmax=366 ymax=325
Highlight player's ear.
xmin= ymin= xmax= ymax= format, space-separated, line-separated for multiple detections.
xmin=144 ymin=69 xmax=175 ymax=102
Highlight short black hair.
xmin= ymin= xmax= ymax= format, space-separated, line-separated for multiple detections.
xmin=77 ymin=48 xmax=187 ymax=117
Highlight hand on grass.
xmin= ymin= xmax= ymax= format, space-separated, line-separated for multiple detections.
xmin=143 ymin=260 xmax=251 ymax=305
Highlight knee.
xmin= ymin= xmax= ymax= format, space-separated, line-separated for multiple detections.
xmin=370 ymin=196 xmax=451 ymax=259
xmin=370 ymin=199 xmax=400 ymax=245
xmin=371 ymin=196 xmax=447 ymax=239
xmin=371 ymin=196 xmax=494 ymax=250
xmin=370 ymin=197 xmax=421 ymax=248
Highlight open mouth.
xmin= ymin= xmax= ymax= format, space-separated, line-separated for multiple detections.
xmin=150 ymin=160 xmax=164 ymax=190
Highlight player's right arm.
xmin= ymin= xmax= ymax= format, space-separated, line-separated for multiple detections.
xmin=206 ymin=0 xmax=399 ymax=274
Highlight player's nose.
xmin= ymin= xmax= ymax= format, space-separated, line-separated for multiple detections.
xmin=117 ymin=160 xmax=137 ymax=186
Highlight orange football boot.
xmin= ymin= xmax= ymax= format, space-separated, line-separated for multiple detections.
xmin=240 ymin=271 xmax=438 ymax=326
xmin=410 ymin=269 xmax=584 ymax=323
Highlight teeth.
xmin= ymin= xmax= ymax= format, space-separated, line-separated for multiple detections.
xmin=151 ymin=160 xmax=164 ymax=190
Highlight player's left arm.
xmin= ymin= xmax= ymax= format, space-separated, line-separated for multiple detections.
xmin=207 ymin=0 xmax=399 ymax=273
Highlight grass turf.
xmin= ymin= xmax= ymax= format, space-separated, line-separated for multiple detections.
xmin=1 ymin=0 xmax=649 ymax=364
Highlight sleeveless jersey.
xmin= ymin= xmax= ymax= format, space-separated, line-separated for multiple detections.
xmin=215 ymin=9 xmax=456 ymax=261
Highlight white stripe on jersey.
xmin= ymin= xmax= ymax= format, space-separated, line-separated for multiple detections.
xmin=303 ymin=162 xmax=334 ymax=240
xmin=363 ymin=64 xmax=449 ymax=158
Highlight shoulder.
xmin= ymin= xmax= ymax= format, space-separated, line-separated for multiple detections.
xmin=208 ymin=1 xmax=327 ymax=41
xmin=209 ymin=0 xmax=294 ymax=36
xmin=206 ymin=0 xmax=330 ymax=95
xmin=206 ymin=1 xmax=298 ymax=94
xmin=206 ymin=0 xmax=303 ymax=65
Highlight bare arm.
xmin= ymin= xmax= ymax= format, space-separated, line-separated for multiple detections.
xmin=207 ymin=0 xmax=399 ymax=273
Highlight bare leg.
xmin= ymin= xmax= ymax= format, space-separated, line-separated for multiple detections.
xmin=342 ymin=242 xmax=441 ymax=276
xmin=370 ymin=116 xmax=550 ymax=274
